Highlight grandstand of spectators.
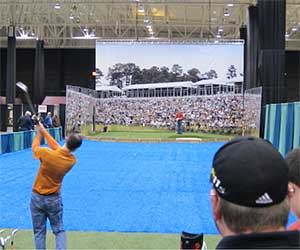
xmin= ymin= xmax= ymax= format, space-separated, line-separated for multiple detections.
xmin=66 ymin=85 xmax=261 ymax=135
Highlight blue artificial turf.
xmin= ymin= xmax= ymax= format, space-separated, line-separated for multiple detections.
xmin=0 ymin=140 xmax=297 ymax=234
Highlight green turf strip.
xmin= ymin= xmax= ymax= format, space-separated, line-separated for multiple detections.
xmin=81 ymin=124 xmax=232 ymax=140
xmin=3 ymin=229 xmax=221 ymax=249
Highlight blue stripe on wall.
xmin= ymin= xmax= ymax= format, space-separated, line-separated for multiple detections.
xmin=0 ymin=127 xmax=62 ymax=154
xmin=273 ymin=104 xmax=281 ymax=149
xmin=284 ymin=103 xmax=294 ymax=155
xmin=267 ymin=104 xmax=277 ymax=143
xmin=264 ymin=101 xmax=299 ymax=155
xmin=293 ymin=102 xmax=300 ymax=148
xmin=264 ymin=105 xmax=270 ymax=141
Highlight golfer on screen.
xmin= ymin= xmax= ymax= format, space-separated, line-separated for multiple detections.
xmin=30 ymin=122 xmax=82 ymax=250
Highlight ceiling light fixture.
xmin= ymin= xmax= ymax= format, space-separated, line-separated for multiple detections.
xmin=224 ymin=9 xmax=230 ymax=17
xmin=54 ymin=2 xmax=61 ymax=9
xmin=138 ymin=5 xmax=144 ymax=13
xmin=292 ymin=27 xmax=298 ymax=32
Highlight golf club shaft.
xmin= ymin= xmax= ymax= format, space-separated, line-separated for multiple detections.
xmin=24 ymin=92 xmax=35 ymax=114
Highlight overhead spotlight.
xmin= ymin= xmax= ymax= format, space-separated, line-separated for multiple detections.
xmin=292 ymin=27 xmax=298 ymax=32
xmin=69 ymin=14 xmax=74 ymax=20
xmin=54 ymin=2 xmax=61 ymax=9
xmin=138 ymin=5 xmax=144 ymax=13
xmin=83 ymin=27 xmax=88 ymax=32
xmin=285 ymin=32 xmax=290 ymax=38
xmin=218 ymin=27 xmax=224 ymax=32
xmin=227 ymin=3 xmax=234 ymax=7
xmin=224 ymin=9 xmax=230 ymax=17
xmin=216 ymin=34 xmax=221 ymax=38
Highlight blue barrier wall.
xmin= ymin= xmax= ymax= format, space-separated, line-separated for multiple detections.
xmin=264 ymin=101 xmax=300 ymax=155
xmin=0 ymin=127 xmax=62 ymax=154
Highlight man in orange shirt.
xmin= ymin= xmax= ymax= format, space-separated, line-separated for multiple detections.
xmin=31 ymin=123 xmax=82 ymax=250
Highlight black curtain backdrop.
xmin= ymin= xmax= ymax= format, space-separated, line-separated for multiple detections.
xmin=257 ymin=0 xmax=286 ymax=105
xmin=13 ymin=104 xmax=22 ymax=131
xmin=286 ymin=51 xmax=300 ymax=102
xmin=33 ymin=40 xmax=45 ymax=105
xmin=246 ymin=5 xmax=259 ymax=90
xmin=0 ymin=104 xmax=7 ymax=131
xmin=6 ymin=28 xmax=16 ymax=104
xmin=239 ymin=25 xmax=247 ymax=89
xmin=1 ymin=48 xmax=95 ymax=103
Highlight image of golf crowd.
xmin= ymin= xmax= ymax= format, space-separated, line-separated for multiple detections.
xmin=1 ymin=2 xmax=300 ymax=249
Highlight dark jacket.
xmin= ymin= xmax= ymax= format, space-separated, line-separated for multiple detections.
xmin=17 ymin=115 xmax=33 ymax=131
xmin=216 ymin=230 xmax=300 ymax=249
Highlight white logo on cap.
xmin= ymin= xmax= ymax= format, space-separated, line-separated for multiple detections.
xmin=255 ymin=193 xmax=273 ymax=204
xmin=212 ymin=176 xmax=226 ymax=194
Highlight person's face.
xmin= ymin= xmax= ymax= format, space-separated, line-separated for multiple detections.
xmin=289 ymin=182 xmax=300 ymax=219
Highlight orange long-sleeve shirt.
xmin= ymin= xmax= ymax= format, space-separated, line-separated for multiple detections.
xmin=32 ymin=129 xmax=76 ymax=195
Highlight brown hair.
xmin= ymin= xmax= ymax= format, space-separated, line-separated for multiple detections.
xmin=66 ymin=134 xmax=82 ymax=151
xmin=219 ymin=197 xmax=290 ymax=233
xmin=285 ymin=148 xmax=300 ymax=186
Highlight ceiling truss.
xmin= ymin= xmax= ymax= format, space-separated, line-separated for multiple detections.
xmin=0 ymin=0 xmax=299 ymax=49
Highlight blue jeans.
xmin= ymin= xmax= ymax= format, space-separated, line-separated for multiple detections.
xmin=30 ymin=192 xmax=66 ymax=250
xmin=177 ymin=120 xmax=183 ymax=134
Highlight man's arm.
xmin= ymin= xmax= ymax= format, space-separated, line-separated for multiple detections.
xmin=37 ymin=123 xmax=60 ymax=150
xmin=32 ymin=131 xmax=42 ymax=159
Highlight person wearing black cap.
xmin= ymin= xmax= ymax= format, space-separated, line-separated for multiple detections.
xmin=210 ymin=137 xmax=300 ymax=249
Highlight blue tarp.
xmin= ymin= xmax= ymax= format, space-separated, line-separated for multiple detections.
xmin=0 ymin=140 xmax=297 ymax=234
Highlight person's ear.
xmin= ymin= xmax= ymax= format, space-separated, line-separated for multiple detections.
xmin=210 ymin=188 xmax=221 ymax=221
xmin=288 ymin=182 xmax=295 ymax=198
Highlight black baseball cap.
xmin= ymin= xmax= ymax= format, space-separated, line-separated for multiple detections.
xmin=210 ymin=136 xmax=289 ymax=207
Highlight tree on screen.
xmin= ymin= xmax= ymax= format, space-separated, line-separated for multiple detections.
xmin=187 ymin=68 xmax=201 ymax=82
xmin=227 ymin=65 xmax=237 ymax=79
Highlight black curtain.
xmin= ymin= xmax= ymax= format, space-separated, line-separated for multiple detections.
xmin=33 ymin=40 xmax=45 ymax=105
xmin=0 ymin=104 xmax=7 ymax=131
xmin=240 ymin=25 xmax=247 ymax=90
xmin=6 ymin=26 xmax=16 ymax=104
xmin=257 ymin=0 xmax=286 ymax=105
xmin=59 ymin=104 xmax=66 ymax=137
xmin=13 ymin=104 xmax=22 ymax=132
xmin=246 ymin=5 xmax=259 ymax=91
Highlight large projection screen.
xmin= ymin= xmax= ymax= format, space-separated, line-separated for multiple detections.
xmin=66 ymin=41 xmax=257 ymax=136
xmin=95 ymin=41 xmax=244 ymax=88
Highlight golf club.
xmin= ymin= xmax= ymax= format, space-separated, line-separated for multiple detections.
xmin=16 ymin=81 xmax=35 ymax=114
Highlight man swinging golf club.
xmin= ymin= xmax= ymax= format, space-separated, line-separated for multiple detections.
xmin=30 ymin=122 xmax=82 ymax=250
